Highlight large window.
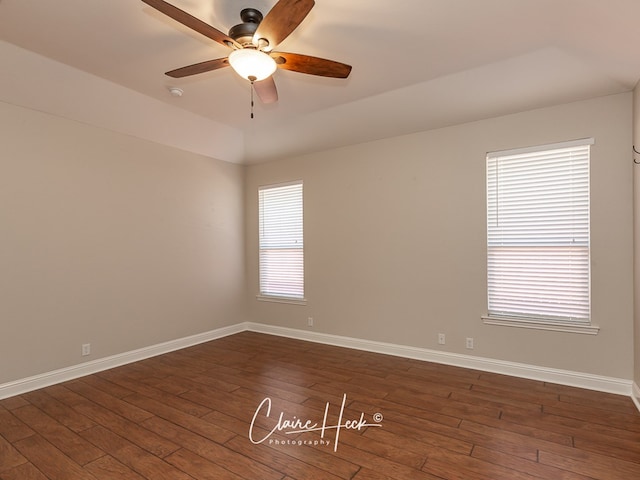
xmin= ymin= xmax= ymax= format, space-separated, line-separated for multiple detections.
xmin=258 ymin=182 xmax=304 ymax=301
xmin=485 ymin=139 xmax=592 ymax=326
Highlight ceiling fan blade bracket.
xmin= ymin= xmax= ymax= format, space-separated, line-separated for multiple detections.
xmin=255 ymin=38 xmax=271 ymax=51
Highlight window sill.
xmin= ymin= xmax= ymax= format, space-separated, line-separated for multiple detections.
xmin=482 ymin=315 xmax=599 ymax=335
xmin=256 ymin=295 xmax=307 ymax=306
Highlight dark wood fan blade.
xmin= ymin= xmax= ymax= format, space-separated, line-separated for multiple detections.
xmin=165 ymin=58 xmax=229 ymax=78
xmin=141 ymin=0 xmax=239 ymax=49
xmin=253 ymin=76 xmax=279 ymax=104
xmin=272 ymin=52 xmax=352 ymax=78
xmin=253 ymin=0 xmax=315 ymax=50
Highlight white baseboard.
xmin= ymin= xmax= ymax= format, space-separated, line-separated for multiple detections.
xmin=246 ymin=322 xmax=634 ymax=397
xmin=0 ymin=323 xmax=246 ymax=400
xmin=633 ymin=382 xmax=640 ymax=412
xmin=1 ymin=321 xmax=635 ymax=406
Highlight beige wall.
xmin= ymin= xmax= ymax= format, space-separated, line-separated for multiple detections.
xmin=246 ymin=93 xmax=634 ymax=379
xmin=0 ymin=101 xmax=246 ymax=384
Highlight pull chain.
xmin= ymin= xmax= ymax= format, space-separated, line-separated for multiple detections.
xmin=249 ymin=75 xmax=256 ymax=119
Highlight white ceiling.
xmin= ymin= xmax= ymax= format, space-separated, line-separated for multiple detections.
xmin=2 ymin=0 xmax=640 ymax=164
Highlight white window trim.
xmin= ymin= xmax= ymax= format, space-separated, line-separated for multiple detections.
xmin=487 ymin=138 xmax=594 ymax=159
xmin=482 ymin=315 xmax=599 ymax=335
xmin=256 ymin=294 xmax=307 ymax=306
xmin=484 ymin=138 xmax=595 ymax=333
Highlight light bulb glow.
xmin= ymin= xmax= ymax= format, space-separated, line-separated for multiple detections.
xmin=228 ymin=49 xmax=277 ymax=81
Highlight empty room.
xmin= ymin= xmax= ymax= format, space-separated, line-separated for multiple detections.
xmin=1 ymin=1 xmax=640 ymax=479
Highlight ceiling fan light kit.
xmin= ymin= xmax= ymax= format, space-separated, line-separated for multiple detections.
xmin=228 ymin=48 xmax=277 ymax=82
xmin=141 ymin=0 xmax=352 ymax=107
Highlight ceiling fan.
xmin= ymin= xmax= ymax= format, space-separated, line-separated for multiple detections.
xmin=141 ymin=0 xmax=352 ymax=105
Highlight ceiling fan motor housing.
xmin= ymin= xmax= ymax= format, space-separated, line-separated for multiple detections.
xmin=228 ymin=8 xmax=263 ymax=46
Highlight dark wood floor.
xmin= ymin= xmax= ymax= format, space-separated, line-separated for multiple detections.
xmin=1 ymin=331 xmax=639 ymax=479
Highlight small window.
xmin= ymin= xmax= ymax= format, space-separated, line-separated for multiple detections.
xmin=486 ymin=139 xmax=592 ymax=324
xmin=258 ymin=182 xmax=304 ymax=301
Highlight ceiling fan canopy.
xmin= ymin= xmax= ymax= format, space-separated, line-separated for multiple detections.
xmin=141 ymin=0 xmax=352 ymax=104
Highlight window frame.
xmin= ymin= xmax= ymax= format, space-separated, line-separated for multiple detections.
xmin=482 ymin=139 xmax=599 ymax=335
xmin=256 ymin=181 xmax=306 ymax=305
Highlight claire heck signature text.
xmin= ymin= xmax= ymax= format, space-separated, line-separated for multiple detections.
xmin=249 ymin=393 xmax=383 ymax=452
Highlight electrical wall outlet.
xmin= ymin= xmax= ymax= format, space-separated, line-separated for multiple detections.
xmin=465 ymin=337 xmax=474 ymax=349
xmin=438 ymin=333 xmax=446 ymax=345
xmin=81 ymin=343 xmax=91 ymax=356
xmin=307 ymin=317 xmax=314 ymax=327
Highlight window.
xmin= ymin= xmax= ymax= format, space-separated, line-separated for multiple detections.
xmin=485 ymin=139 xmax=592 ymax=328
xmin=258 ymin=182 xmax=304 ymax=302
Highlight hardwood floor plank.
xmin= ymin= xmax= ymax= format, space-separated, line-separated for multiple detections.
xmin=21 ymin=390 xmax=96 ymax=433
xmin=122 ymin=392 xmax=235 ymax=444
xmin=558 ymin=393 xmax=638 ymax=414
xmin=205 ymin=368 xmax=318 ymax=404
xmin=224 ymin=434 xmax=348 ymax=480
xmin=351 ymin=468 xmax=406 ymax=480
xmin=0 ymin=462 xmax=49 ymax=480
xmin=542 ymin=381 xmax=636 ymax=405
xmin=44 ymin=385 xmax=180 ymax=458
xmin=448 ymin=388 xmax=544 ymax=415
xmin=349 ymin=398 xmax=462 ymax=430
xmin=542 ymin=401 xmax=640 ymax=432
xmin=0 ymin=434 xmax=27 ymax=473
xmin=471 ymin=445 xmax=595 ymax=480
xmin=140 ymin=415 xmax=284 ymax=480
xmin=13 ymin=434 xmax=99 ymax=480
xmin=83 ymin=455 xmax=147 ymax=480
xmin=501 ymin=408 xmax=640 ymax=444
xmin=323 ymin=438 xmax=442 ymax=480
xmin=11 ymin=405 xmax=103 ymax=466
xmin=423 ymin=448 xmax=540 ymax=480
xmin=572 ymin=434 xmax=640 ymax=463
xmin=63 ymin=380 xmax=154 ymax=424
xmin=309 ymin=378 xmax=392 ymax=402
xmin=0 ymin=396 xmax=30 ymax=411
xmin=459 ymin=419 xmax=553 ymax=462
xmin=362 ymin=425 xmax=473 ymax=457
xmin=79 ymin=425 xmax=191 ymax=480
xmin=385 ymin=386 xmax=503 ymax=419
xmin=97 ymin=370 xmax=213 ymax=417
xmin=75 ymin=374 xmax=135 ymax=400
xmin=476 ymin=372 xmax=547 ymax=392
xmin=539 ymin=447 xmax=640 ymax=479
xmin=164 ymin=448 xmax=245 ymax=480
xmin=458 ymin=411 xmax=574 ymax=447
xmin=201 ymin=409 xmax=272 ymax=440
xmin=167 ymin=372 xmax=242 ymax=394
xmin=0 ymin=406 xmax=35 ymax=443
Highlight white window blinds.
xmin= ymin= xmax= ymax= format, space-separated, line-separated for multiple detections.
xmin=486 ymin=139 xmax=592 ymax=322
xmin=258 ymin=182 xmax=304 ymax=299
